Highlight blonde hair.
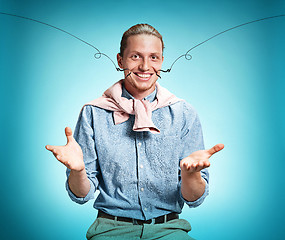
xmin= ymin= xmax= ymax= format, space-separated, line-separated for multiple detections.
xmin=119 ymin=23 xmax=164 ymax=57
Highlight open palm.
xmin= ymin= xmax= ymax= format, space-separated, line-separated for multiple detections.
xmin=46 ymin=127 xmax=84 ymax=171
xmin=180 ymin=144 xmax=224 ymax=174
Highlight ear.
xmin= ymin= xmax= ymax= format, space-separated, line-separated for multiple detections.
xmin=117 ymin=53 xmax=123 ymax=69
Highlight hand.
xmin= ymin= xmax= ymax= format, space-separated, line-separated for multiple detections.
xmin=46 ymin=127 xmax=84 ymax=171
xmin=180 ymin=144 xmax=224 ymax=174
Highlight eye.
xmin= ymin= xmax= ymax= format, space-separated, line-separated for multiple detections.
xmin=131 ymin=54 xmax=140 ymax=59
xmin=151 ymin=55 xmax=159 ymax=60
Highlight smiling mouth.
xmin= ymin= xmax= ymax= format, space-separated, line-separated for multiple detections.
xmin=133 ymin=72 xmax=153 ymax=80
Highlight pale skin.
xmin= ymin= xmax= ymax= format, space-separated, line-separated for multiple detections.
xmin=46 ymin=34 xmax=224 ymax=201
xmin=46 ymin=127 xmax=90 ymax=198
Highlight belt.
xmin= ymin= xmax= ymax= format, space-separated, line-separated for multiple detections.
xmin=97 ymin=210 xmax=179 ymax=225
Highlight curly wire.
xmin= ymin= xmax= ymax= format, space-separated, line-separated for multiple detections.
xmin=1 ymin=12 xmax=284 ymax=74
xmin=0 ymin=12 xmax=121 ymax=71
xmin=159 ymin=14 xmax=285 ymax=73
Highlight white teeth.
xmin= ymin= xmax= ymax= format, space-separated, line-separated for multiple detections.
xmin=137 ymin=73 xmax=151 ymax=78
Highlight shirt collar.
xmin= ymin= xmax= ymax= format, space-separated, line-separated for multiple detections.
xmin=122 ymin=84 xmax=157 ymax=102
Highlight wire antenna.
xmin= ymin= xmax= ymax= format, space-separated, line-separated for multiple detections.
xmin=1 ymin=12 xmax=284 ymax=74
xmin=159 ymin=14 xmax=285 ymax=73
xmin=0 ymin=12 xmax=122 ymax=71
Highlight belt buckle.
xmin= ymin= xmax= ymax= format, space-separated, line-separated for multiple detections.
xmin=132 ymin=218 xmax=155 ymax=225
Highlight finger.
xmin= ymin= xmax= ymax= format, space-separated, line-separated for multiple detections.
xmin=65 ymin=127 xmax=73 ymax=144
xmin=53 ymin=149 xmax=59 ymax=155
xmin=56 ymin=154 xmax=68 ymax=165
xmin=196 ymin=161 xmax=210 ymax=172
xmin=46 ymin=145 xmax=61 ymax=156
xmin=200 ymin=160 xmax=210 ymax=167
xmin=181 ymin=162 xmax=189 ymax=171
xmin=45 ymin=145 xmax=55 ymax=152
xmin=192 ymin=162 xmax=199 ymax=168
xmin=198 ymin=161 xmax=204 ymax=168
xmin=182 ymin=162 xmax=193 ymax=172
xmin=52 ymin=150 xmax=64 ymax=162
xmin=186 ymin=163 xmax=198 ymax=172
xmin=207 ymin=143 xmax=224 ymax=157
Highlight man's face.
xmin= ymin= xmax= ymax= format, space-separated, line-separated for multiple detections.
xmin=117 ymin=34 xmax=164 ymax=99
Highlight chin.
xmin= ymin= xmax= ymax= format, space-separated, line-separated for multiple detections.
xmin=133 ymin=79 xmax=157 ymax=91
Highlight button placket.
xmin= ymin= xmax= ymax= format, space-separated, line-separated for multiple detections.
xmin=136 ymin=132 xmax=150 ymax=219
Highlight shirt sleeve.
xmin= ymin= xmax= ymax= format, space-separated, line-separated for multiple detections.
xmin=65 ymin=105 xmax=99 ymax=204
xmin=179 ymin=102 xmax=209 ymax=208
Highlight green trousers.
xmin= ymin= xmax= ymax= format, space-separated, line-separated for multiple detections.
xmin=86 ymin=217 xmax=195 ymax=240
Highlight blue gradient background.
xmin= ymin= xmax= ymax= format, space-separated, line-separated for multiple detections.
xmin=1 ymin=0 xmax=284 ymax=239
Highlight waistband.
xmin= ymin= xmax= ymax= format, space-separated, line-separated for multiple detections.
xmin=97 ymin=210 xmax=179 ymax=225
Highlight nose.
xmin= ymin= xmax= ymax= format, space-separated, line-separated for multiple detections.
xmin=139 ymin=58 xmax=150 ymax=71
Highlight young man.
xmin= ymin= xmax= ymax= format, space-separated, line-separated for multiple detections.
xmin=46 ymin=24 xmax=224 ymax=240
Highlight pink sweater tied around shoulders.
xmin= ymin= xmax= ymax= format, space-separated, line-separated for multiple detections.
xmin=84 ymin=80 xmax=182 ymax=134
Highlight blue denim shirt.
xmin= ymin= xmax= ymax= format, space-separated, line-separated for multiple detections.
xmin=66 ymin=85 xmax=209 ymax=220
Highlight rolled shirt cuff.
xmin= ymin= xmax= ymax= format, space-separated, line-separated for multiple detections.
xmin=180 ymin=178 xmax=209 ymax=208
xmin=65 ymin=178 xmax=95 ymax=204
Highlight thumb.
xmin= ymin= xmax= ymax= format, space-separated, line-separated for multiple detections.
xmin=207 ymin=143 xmax=224 ymax=157
xmin=65 ymin=127 xmax=73 ymax=144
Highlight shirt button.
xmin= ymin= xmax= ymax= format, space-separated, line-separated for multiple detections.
xmin=140 ymin=164 xmax=143 ymax=169
xmin=138 ymin=142 xmax=142 ymax=147
xmin=141 ymin=188 xmax=144 ymax=191
xmin=144 ymin=208 xmax=147 ymax=211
